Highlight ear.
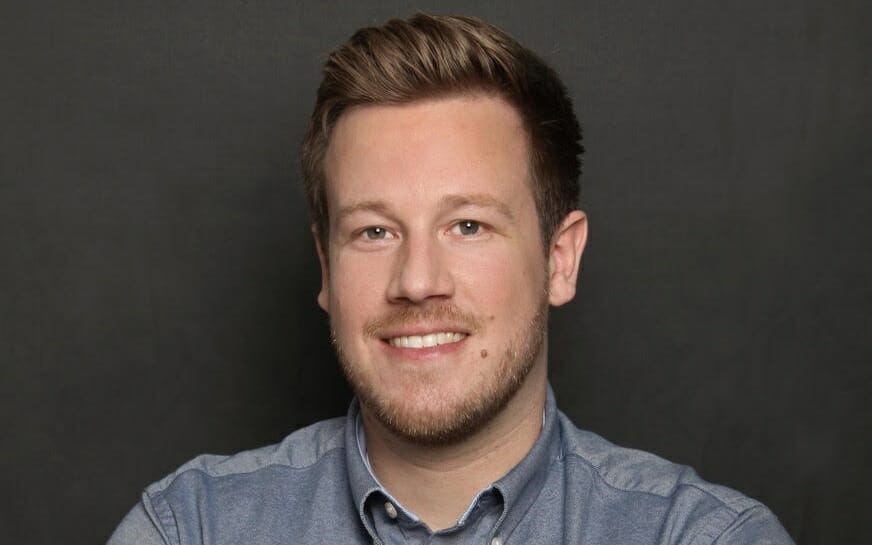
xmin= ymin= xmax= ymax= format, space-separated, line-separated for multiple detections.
xmin=312 ymin=225 xmax=330 ymax=312
xmin=548 ymin=210 xmax=588 ymax=306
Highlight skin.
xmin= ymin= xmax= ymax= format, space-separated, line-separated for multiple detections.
xmin=315 ymin=94 xmax=587 ymax=530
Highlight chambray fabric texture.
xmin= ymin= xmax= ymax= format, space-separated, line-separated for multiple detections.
xmin=107 ymin=387 xmax=794 ymax=544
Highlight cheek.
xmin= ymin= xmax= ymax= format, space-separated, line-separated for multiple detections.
xmin=328 ymin=254 xmax=388 ymax=321
xmin=455 ymin=245 xmax=545 ymax=300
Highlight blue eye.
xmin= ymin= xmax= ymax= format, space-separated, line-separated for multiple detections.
xmin=363 ymin=226 xmax=388 ymax=240
xmin=457 ymin=220 xmax=480 ymax=235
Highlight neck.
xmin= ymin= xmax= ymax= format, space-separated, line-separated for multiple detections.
xmin=362 ymin=362 xmax=547 ymax=531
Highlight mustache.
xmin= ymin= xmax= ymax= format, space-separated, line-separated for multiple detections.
xmin=363 ymin=302 xmax=482 ymax=338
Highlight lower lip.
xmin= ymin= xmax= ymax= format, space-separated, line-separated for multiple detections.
xmin=379 ymin=337 xmax=468 ymax=361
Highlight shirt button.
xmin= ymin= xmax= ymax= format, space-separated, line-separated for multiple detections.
xmin=384 ymin=501 xmax=398 ymax=519
xmin=491 ymin=538 xmax=503 ymax=545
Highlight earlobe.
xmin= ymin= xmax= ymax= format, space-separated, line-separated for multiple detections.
xmin=312 ymin=225 xmax=330 ymax=312
xmin=548 ymin=210 xmax=588 ymax=306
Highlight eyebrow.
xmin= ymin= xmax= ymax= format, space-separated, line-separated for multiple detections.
xmin=334 ymin=193 xmax=515 ymax=224
xmin=438 ymin=193 xmax=515 ymax=220
xmin=335 ymin=200 xmax=390 ymax=224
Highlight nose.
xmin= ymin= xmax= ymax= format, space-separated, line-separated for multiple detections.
xmin=386 ymin=234 xmax=454 ymax=304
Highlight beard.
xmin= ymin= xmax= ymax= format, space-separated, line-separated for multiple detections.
xmin=332 ymin=299 xmax=548 ymax=447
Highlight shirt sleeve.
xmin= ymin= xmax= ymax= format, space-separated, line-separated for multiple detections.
xmin=711 ymin=505 xmax=795 ymax=545
xmin=106 ymin=502 xmax=168 ymax=545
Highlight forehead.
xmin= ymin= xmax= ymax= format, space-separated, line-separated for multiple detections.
xmin=323 ymin=94 xmax=532 ymax=208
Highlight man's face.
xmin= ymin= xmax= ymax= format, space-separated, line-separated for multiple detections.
xmin=317 ymin=94 xmax=555 ymax=445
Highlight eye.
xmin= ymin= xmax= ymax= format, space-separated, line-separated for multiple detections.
xmin=454 ymin=220 xmax=481 ymax=236
xmin=362 ymin=226 xmax=391 ymax=240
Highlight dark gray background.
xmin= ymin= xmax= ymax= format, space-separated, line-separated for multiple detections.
xmin=1 ymin=1 xmax=869 ymax=544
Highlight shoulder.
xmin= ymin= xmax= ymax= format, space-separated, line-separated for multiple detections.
xmin=145 ymin=416 xmax=346 ymax=500
xmin=556 ymin=412 xmax=794 ymax=544
xmin=557 ymin=411 xmax=751 ymax=508
xmin=109 ymin=417 xmax=351 ymax=545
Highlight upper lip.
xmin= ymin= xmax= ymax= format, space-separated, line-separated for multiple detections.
xmin=376 ymin=325 xmax=472 ymax=340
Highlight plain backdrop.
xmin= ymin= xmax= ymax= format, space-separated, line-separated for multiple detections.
xmin=1 ymin=1 xmax=869 ymax=544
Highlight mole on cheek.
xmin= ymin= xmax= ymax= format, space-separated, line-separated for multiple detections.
xmin=480 ymin=349 xmax=488 ymax=359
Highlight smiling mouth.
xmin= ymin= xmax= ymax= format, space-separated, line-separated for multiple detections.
xmin=387 ymin=332 xmax=468 ymax=348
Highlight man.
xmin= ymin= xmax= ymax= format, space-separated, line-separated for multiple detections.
xmin=109 ymin=14 xmax=794 ymax=545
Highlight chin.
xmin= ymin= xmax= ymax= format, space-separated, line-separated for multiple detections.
xmin=369 ymin=392 xmax=507 ymax=446
xmin=347 ymin=353 xmax=535 ymax=447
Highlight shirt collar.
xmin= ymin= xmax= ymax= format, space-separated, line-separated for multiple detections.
xmin=344 ymin=385 xmax=562 ymax=536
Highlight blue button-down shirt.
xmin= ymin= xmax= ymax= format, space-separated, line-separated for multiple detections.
xmin=108 ymin=387 xmax=794 ymax=544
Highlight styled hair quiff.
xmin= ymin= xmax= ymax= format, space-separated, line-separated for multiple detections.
xmin=301 ymin=13 xmax=582 ymax=248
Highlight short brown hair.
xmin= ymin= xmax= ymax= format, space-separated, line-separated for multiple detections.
xmin=301 ymin=13 xmax=582 ymax=248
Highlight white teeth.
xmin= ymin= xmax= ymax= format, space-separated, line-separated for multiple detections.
xmin=388 ymin=332 xmax=467 ymax=348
